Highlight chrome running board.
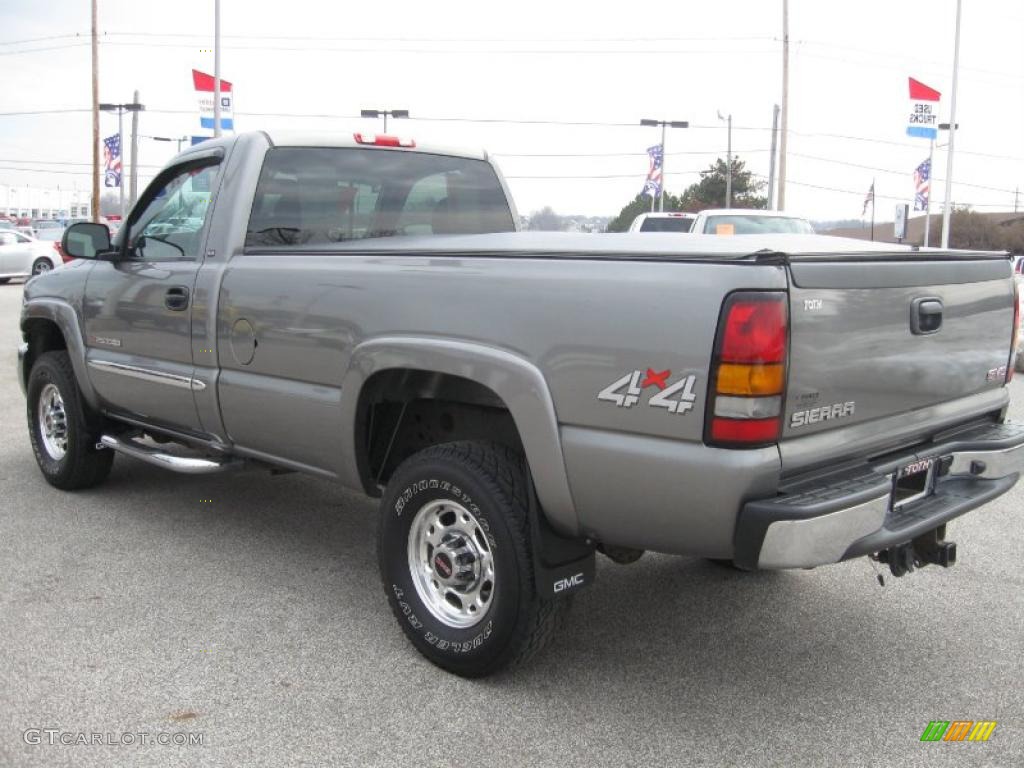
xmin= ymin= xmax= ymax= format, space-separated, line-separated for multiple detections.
xmin=99 ymin=434 xmax=242 ymax=475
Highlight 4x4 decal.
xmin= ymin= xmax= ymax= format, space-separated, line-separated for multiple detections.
xmin=598 ymin=368 xmax=697 ymax=415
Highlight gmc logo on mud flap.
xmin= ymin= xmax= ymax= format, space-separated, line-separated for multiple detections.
xmin=553 ymin=573 xmax=585 ymax=594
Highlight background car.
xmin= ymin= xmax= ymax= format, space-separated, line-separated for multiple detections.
xmin=0 ymin=230 xmax=61 ymax=282
xmin=31 ymin=219 xmax=64 ymax=239
xmin=692 ymin=209 xmax=816 ymax=235
xmin=628 ymin=212 xmax=696 ymax=233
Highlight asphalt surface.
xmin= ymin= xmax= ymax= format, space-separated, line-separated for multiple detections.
xmin=1 ymin=279 xmax=1022 ymax=768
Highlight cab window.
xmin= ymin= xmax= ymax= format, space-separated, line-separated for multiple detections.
xmin=128 ymin=163 xmax=220 ymax=261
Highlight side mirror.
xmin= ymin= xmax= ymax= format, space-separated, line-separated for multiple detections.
xmin=62 ymin=222 xmax=112 ymax=260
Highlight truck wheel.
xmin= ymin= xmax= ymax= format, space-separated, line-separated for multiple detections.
xmin=378 ymin=441 xmax=565 ymax=677
xmin=27 ymin=351 xmax=113 ymax=490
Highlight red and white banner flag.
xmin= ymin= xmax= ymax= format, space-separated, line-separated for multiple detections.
xmin=192 ymin=69 xmax=234 ymax=132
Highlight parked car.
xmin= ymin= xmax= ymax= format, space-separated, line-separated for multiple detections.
xmin=628 ymin=211 xmax=696 ymax=233
xmin=0 ymin=230 xmax=61 ymax=282
xmin=31 ymin=219 xmax=64 ymax=239
xmin=691 ymin=209 xmax=815 ymax=235
xmin=19 ymin=130 xmax=1024 ymax=677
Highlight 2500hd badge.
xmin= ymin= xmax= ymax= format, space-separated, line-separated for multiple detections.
xmin=790 ymin=401 xmax=856 ymax=428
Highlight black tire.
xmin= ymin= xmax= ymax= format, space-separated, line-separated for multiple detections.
xmin=0 ymin=277 xmax=10 ymax=284
xmin=31 ymin=258 xmax=54 ymax=276
xmin=27 ymin=351 xmax=114 ymax=490
xmin=378 ymin=441 xmax=566 ymax=677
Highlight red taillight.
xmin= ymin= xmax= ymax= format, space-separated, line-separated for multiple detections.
xmin=1009 ymin=279 xmax=1020 ymax=383
xmin=719 ymin=299 xmax=787 ymax=363
xmin=710 ymin=417 xmax=781 ymax=444
xmin=706 ymin=291 xmax=789 ymax=448
xmin=353 ymin=133 xmax=416 ymax=148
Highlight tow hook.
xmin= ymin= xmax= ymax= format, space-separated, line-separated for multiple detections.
xmin=873 ymin=525 xmax=957 ymax=577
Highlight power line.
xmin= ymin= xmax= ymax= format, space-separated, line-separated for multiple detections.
xmin=102 ymin=31 xmax=778 ymax=44
xmin=0 ymin=33 xmax=86 ymax=46
xmin=0 ymin=42 xmax=91 ymax=56
xmin=98 ymin=40 xmax=780 ymax=55
xmin=790 ymin=152 xmax=1020 ymax=195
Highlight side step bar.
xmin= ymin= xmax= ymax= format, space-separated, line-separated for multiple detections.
xmin=99 ymin=434 xmax=243 ymax=475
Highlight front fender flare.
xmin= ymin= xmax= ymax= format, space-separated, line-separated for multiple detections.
xmin=21 ymin=298 xmax=100 ymax=410
xmin=339 ymin=336 xmax=579 ymax=537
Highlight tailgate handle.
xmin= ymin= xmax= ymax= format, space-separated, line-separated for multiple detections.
xmin=911 ymin=297 xmax=943 ymax=335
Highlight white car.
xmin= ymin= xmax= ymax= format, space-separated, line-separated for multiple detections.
xmin=691 ymin=209 xmax=815 ymax=235
xmin=0 ymin=230 xmax=61 ymax=283
xmin=628 ymin=212 xmax=696 ymax=233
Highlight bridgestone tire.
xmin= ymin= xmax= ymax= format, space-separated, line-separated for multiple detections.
xmin=27 ymin=351 xmax=113 ymax=490
xmin=378 ymin=441 xmax=566 ymax=677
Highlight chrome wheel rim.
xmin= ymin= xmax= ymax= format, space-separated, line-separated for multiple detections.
xmin=38 ymin=383 xmax=68 ymax=460
xmin=33 ymin=260 xmax=52 ymax=275
xmin=407 ymin=499 xmax=495 ymax=629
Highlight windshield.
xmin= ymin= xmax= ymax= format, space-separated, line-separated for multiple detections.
xmin=703 ymin=215 xmax=815 ymax=235
xmin=639 ymin=217 xmax=693 ymax=233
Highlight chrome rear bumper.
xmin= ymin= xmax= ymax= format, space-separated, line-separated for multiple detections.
xmin=736 ymin=420 xmax=1024 ymax=570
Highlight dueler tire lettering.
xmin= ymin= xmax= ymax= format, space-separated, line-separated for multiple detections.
xmin=377 ymin=441 xmax=567 ymax=677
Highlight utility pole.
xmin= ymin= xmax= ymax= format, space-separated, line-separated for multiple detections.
xmin=718 ymin=112 xmax=733 ymax=208
xmin=640 ymin=118 xmax=689 ymax=212
xmin=941 ymin=0 xmax=963 ymax=249
xmin=768 ymin=104 xmax=780 ymax=209
xmin=1015 ymin=186 xmax=1019 ymax=213
xmin=214 ymin=0 xmax=222 ymax=137
xmin=129 ymin=89 xmax=141 ymax=208
xmin=778 ymin=0 xmax=790 ymax=210
xmin=91 ymin=0 xmax=99 ymax=223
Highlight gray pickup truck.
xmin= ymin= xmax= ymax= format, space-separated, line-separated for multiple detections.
xmin=18 ymin=130 xmax=1024 ymax=677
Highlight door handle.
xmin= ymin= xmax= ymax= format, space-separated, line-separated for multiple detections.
xmin=910 ymin=296 xmax=943 ymax=335
xmin=165 ymin=286 xmax=190 ymax=311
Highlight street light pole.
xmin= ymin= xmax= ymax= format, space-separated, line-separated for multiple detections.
xmin=91 ymin=0 xmax=99 ymax=223
xmin=940 ymin=0 xmax=963 ymax=249
xmin=360 ymin=109 xmax=410 ymax=134
xmin=214 ymin=0 xmax=222 ymax=138
xmin=640 ymin=118 xmax=689 ymax=213
xmin=100 ymin=100 xmax=145 ymax=221
xmin=718 ymin=111 xmax=733 ymax=208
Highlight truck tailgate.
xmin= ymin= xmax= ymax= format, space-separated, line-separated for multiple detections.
xmin=784 ymin=256 xmax=1015 ymax=439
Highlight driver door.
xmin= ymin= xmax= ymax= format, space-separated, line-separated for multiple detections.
xmin=83 ymin=157 xmax=222 ymax=433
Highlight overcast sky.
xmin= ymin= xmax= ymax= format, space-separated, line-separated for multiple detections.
xmin=1 ymin=0 xmax=1022 ymax=222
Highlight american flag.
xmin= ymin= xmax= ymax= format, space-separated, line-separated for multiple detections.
xmin=913 ymin=157 xmax=931 ymax=211
xmin=861 ymin=181 xmax=875 ymax=216
xmin=103 ymin=134 xmax=122 ymax=188
xmin=642 ymin=144 xmax=663 ymax=198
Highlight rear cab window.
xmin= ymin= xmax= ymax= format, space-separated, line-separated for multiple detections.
xmin=639 ymin=217 xmax=694 ymax=233
xmin=245 ymin=147 xmax=515 ymax=248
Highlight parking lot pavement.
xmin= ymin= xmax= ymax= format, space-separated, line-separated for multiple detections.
xmin=0 ymin=279 xmax=1021 ymax=768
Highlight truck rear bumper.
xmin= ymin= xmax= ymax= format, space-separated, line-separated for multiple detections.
xmin=734 ymin=419 xmax=1024 ymax=570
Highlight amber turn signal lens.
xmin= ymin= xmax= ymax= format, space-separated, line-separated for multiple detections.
xmin=716 ymin=363 xmax=785 ymax=396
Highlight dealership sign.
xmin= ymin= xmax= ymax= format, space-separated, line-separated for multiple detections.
xmin=192 ymin=69 xmax=234 ymax=132
xmin=907 ymin=77 xmax=941 ymax=140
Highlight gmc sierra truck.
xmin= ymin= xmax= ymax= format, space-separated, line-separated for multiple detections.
xmin=17 ymin=130 xmax=1024 ymax=677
